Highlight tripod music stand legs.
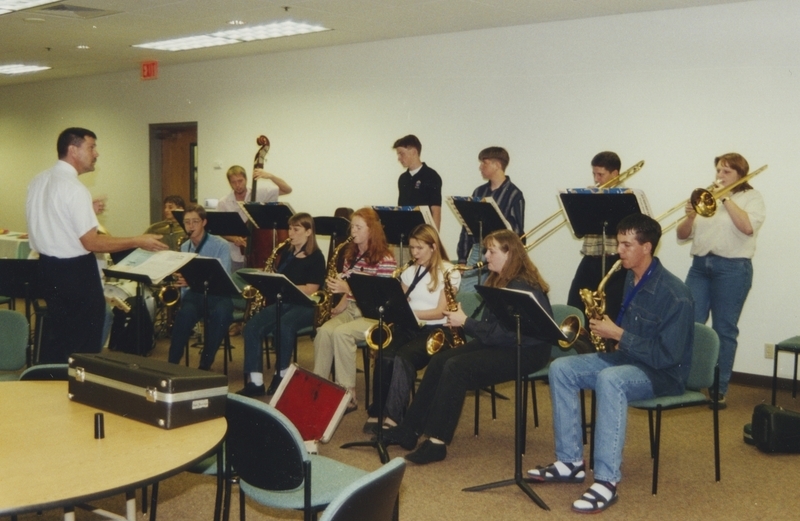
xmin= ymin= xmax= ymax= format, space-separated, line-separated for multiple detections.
xmin=462 ymin=314 xmax=549 ymax=511
xmin=340 ymin=308 xmax=390 ymax=464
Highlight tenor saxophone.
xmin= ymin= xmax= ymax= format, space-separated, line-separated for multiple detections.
xmin=579 ymin=259 xmax=623 ymax=353
xmin=311 ymin=236 xmax=353 ymax=328
xmin=242 ymin=238 xmax=291 ymax=321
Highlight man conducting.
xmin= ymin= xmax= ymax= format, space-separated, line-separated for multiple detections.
xmin=26 ymin=127 xmax=166 ymax=363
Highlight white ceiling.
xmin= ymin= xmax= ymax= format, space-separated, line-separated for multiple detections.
xmin=0 ymin=0 xmax=755 ymax=87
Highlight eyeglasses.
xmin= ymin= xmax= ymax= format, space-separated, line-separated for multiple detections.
xmin=184 ymin=219 xmax=203 ymax=225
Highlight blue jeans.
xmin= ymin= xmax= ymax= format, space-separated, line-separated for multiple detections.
xmin=685 ymin=255 xmax=752 ymax=395
xmin=242 ymin=302 xmax=314 ymax=374
xmin=550 ymin=354 xmax=655 ymax=483
xmin=457 ymin=245 xmax=487 ymax=295
xmin=168 ymin=291 xmax=233 ymax=368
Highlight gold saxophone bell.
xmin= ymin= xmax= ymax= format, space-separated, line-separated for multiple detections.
xmin=159 ymin=283 xmax=180 ymax=307
xmin=425 ymin=263 xmax=470 ymax=355
xmin=557 ymin=314 xmax=594 ymax=354
xmin=366 ymin=323 xmax=393 ymax=351
xmin=426 ymin=328 xmax=446 ymax=355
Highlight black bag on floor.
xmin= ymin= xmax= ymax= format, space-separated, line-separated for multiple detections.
xmin=108 ymin=297 xmax=154 ymax=356
xmin=750 ymin=403 xmax=800 ymax=453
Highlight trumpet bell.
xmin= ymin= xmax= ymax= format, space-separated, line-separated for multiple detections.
xmin=690 ymin=188 xmax=717 ymax=217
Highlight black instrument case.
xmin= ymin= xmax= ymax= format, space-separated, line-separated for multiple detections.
xmin=68 ymin=351 xmax=227 ymax=429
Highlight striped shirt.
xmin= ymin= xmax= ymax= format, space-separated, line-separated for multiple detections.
xmin=456 ymin=176 xmax=525 ymax=262
xmin=342 ymin=254 xmax=397 ymax=302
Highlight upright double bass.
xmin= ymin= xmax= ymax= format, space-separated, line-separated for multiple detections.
xmin=246 ymin=135 xmax=288 ymax=268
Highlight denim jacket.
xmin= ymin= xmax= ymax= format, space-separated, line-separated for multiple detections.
xmin=602 ymin=258 xmax=694 ymax=396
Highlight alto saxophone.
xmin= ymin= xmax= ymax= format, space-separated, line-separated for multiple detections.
xmin=579 ymin=259 xmax=623 ymax=353
xmin=311 ymin=236 xmax=353 ymax=328
xmin=425 ymin=263 xmax=478 ymax=355
xmin=242 ymin=238 xmax=292 ymax=321
xmin=365 ymin=259 xmax=414 ymax=351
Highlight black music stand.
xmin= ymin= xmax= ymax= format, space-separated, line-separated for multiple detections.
xmin=179 ymin=257 xmax=241 ymax=374
xmin=237 ymin=272 xmax=315 ymax=373
xmin=240 ymin=202 xmax=294 ymax=245
xmin=559 ymin=189 xmax=646 ymax=276
xmin=102 ymin=269 xmax=155 ymax=357
xmin=372 ymin=206 xmax=428 ymax=265
xmin=340 ymin=273 xmax=421 ymax=463
xmin=448 ymin=196 xmax=510 ymax=281
xmin=462 ymin=286 xmax=566 ymax=510
xmin=174 ymin=210 xmax=250 ymax=238
xmin=0 ymin=259 xmax=42 ymax=363
xmin=313 ymin=216 xmax=351 ymax=260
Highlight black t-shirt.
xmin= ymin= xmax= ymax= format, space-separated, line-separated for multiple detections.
xmin=397 ymin=163 xmax=442 ymax=207
xmin=277 ymin=248 xmax=326 ymax=288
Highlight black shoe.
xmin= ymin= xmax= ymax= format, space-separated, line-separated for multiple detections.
xmin=382 ymin=425 xmax=418 ymax=450
xmin=405 ymin=439 xmax=446 ymax=465
xmin=236 ymin=382 xmax=266 ymax=398
xmin=363 ymin=419 xmax=379 ymax=434
xmin=266 ymin=374 xmax=283 ymax=395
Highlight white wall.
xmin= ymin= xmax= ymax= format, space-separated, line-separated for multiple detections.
xmin=1 ymin=0 xmax=797 ymax=381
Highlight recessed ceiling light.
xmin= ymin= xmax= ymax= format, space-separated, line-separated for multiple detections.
xmin=0 ymin=64 xmax=51 ymax=75
xmin=77 ymin=45 xmax=89 ymax=50
xmin=134 ymin=35 xmax=238 ymax=52
xmin=134 ymin=19 xmax=330 ymax=52
xmin=228 ymin=20 xmax=245 ymax=26
xmin=0 ymin=1 xmax=57 ymax=14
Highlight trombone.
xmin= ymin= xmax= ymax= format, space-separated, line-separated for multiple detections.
xmin=523 ymin=160 xmax=645 ymax=251
xmin=658 ymin=164 xmax=767 ymax=233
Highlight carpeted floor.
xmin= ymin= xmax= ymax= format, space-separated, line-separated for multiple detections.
xmin=13 ymin=332 xmax=800 ymax=520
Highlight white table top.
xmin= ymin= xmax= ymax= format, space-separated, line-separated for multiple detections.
xmin=0 ymin=381 xmax=227 ymax=516
xmin=0 ymin=231 xmax=31 ymax=259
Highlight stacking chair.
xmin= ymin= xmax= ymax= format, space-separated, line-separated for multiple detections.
xmin=224 ymin=393 xmax=368 ymax=521
xmin=0 ymin=294 xmax=14 ymax=310
xmin=521 ymin=304 xmax=586 ymax=453
xmin=0 ymin=309 xmax=28 ymax=381
xmin=318 ymin=458 xmax=406 ymax=521
xmin=589 ymin=322 xmax=721 ymax=495
xmin=771 ymin=336 xmax=800 ymax=405
xmin=19 ymin=363 xmax=69 ymax=381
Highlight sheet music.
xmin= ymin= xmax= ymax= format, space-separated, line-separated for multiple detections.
xmin=446 ymin=196 xmax=513 ymax=236
xmin=109 ymin=249 xmax=196 ymax=284
xmin=372 ymin=205 xmax=433 ymax=226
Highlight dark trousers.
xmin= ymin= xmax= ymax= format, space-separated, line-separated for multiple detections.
xmin=567 ymin=254 xmax=627 ymax=322
xmin=402 ymin=338 xmax=542 ymax=444
xmin=168 ymin=290 xmax=233 ymax=369
xmin=368 ymin=326 xmax=451 ymax=423
xmin=242 ymin=302 xmax=314 ymax=374
xmin=39 ymin=253 xmax=105 ymax=363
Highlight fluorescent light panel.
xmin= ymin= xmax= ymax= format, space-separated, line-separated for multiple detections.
xmin=134 ymin=20 xmax=329 ymax=52
xmin=0 ymin=0 xmax=56 ymax=12
xmin=0 ymin=64 xmax=51 ymax=75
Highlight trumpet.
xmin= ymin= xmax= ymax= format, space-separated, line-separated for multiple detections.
xmin=523 ymin=161 xmax=645 ymax=251
xmin=158 ymin=277 xmax=181 ymax=307
xmin=365 ymin=260 xmax=414 ymax=351
xmin=658 ymin=164 xmax=767 ymax=233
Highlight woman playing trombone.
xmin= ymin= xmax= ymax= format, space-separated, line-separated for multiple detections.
xmin=676 ymin=153 xmax=766 ymax=408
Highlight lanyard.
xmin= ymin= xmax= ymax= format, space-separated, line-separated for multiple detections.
xmin=615 ymin=258 xmax=659 ymax=326
xmin=277 ymin=249 xmax=296 ymax=274
xmin=404 ymin=265 xmax=429 ymax=298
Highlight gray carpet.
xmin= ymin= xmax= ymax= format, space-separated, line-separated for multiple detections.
xmin=14 ymin=332 xmax=799 ymax=520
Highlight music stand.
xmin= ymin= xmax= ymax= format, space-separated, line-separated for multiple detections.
xmin=372 ymin=206 xmax=428 ymax=265
xmin=559 ymin=188 xmax=648 ymax=276
xmin=173 ymin=210 xmax=250 ymax=238
xmin=0 ymin=259 xmax=42 ymax=363
xmin=448 ymin=196 xmax=511 ymax=281
xmin=462 ymin=286 xmax=566 ymax=510
xmin=340 ymin=273 xmax=421 ymax=463
xmin=102 ymin=269 xmax=155 ymax=357
xmin=237 ymin=272 xmax=315 ymax=373
xmin=313 ymin=216 xmax=351 ymax=260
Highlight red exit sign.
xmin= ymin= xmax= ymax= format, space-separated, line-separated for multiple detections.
xmin=141 ymin=61 xmax=158 ymax=80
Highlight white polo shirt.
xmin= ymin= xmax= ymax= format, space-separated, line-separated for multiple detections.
xmin=401 ymin=261 xmax=461 ymax=326
xmin=26 ymin=160 xmax=98 ymax=259
xmin=683 ymin=188 xmax=766 ymax=259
